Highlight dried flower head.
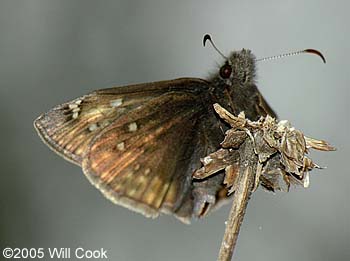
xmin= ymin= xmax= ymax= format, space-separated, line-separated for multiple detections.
xmin=194 ymin=104 xmax=335 ymax=193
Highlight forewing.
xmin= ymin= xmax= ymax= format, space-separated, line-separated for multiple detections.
xmin=34 ymin=78 xmax=208 ymax=165
xmin=82 ymin=91 xmax=209 ymax=218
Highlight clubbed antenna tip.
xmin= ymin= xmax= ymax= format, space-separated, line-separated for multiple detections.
xmin=257 ymin=49 xmax=326 ymax=64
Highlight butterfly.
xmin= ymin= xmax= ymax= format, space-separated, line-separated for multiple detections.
xmin=34 ymin=34 xmax=279 ymax=224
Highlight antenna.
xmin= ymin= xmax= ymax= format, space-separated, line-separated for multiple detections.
xmin=203 ymin=34 xmax=228 ymax=60
xmin=257 ymin=49 xmax=326 ymax=63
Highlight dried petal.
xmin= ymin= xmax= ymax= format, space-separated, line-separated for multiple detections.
xmin=224 ymin=163 xmax=240 ymax=195
xmin=261 ymin=155 xmax=290 ymax=192
xmin=213 ymin=103 xmax=246 ymax=128
xmin=254 ymin=131 xmax=277 ymax=163
xmin=280 ymin=129 xmax=306 ymax=164
xmin=303 ymin=172 xmax=310 ymax=188
xmin=193 ymin=149 xmax=239 ymax=179
xmin=224 ymin=163 xmax=239 ymax=188
xmin=221 ymin=130 xmax=247 ymax=148
xmin=305 ymin=136 xmax=336 ymax=151
xmin=253 ymin=162 xmax=263 ymax=192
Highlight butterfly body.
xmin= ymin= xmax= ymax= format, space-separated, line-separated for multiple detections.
xmin=34 ymin=49 xmax=276 ymax=223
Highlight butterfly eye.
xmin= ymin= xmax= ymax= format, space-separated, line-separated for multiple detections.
xmin=219 ymin=63 xmax=232 ymax=79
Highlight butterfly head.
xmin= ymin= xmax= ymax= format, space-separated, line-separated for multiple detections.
xmin=218 ymin=49 xmax=256 ymax=87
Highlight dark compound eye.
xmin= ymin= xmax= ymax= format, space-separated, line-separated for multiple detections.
xmin=219 ymin=63 xmax=232 ymax=79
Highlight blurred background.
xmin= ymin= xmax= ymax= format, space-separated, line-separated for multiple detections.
xmin=0 ymin=0 xmax=348 ymax=260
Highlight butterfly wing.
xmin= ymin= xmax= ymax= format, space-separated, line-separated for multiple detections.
xmin=34 ymin=78 xmax=209 ymax=165
xmin=35 ymin=78 xmax=225 ymax=221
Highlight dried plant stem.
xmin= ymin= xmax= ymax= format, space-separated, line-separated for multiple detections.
xmin=218 ymin=140 xmax=257 ymax=261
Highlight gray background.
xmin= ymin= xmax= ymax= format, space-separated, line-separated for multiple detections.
xmin=1 ymin=0 xmax=348 ymax=260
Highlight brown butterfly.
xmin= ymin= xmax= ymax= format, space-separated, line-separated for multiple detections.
xmin=34 ymin=35 xmax=324 ymax=223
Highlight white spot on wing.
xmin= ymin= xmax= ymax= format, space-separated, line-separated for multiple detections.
xmin=117 ymin=142 xmax=125 ymax=151
xmin=69 ymin=100 xmax=82 ymax=119
xmin=128 ymin=122 xmax=138 ymax=132
xmin=72 ymin=112 xmax=79 ymax=119
xmin=110 ymin=98 xmax=123 ymax=107
xmin=88 ymin=123 xmax=98 ymax=131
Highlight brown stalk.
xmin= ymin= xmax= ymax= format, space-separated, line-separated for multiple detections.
xmin=218 ymin=139 xmax=257 ymax=261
